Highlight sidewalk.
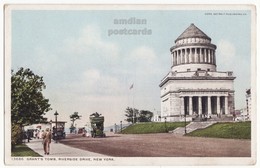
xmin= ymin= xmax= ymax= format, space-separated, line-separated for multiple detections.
xmin=25 ymin=138 xmax=107 ymax=157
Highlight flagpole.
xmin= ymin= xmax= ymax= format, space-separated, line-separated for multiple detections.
xmin=130 ymin=83 xmax=135 ymax=124
xmin=133 ymin=85 xmax=135 ymax=124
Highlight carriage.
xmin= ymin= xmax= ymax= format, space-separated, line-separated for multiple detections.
xmin=89 ymin=112 xmax=106 ymax=138
xmin=51 ymin=121 xmax=66 ymax=140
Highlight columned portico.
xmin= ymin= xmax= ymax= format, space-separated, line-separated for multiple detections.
xmin=179 ymin=94 xmax=231 ymax=117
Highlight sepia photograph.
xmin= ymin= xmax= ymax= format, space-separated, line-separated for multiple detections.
xmin=3 ymin=3 xmax=257 ymax=166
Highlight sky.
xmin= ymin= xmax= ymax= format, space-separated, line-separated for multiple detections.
xmin=10 ymin=7 xmax=252 ymax=128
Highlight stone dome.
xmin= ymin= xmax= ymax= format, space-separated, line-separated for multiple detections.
xmin=175 ymin=23 xmax=211 ymax=43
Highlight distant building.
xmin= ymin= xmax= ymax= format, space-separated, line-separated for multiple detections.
xmin=24 ymin=122 xmax=51 ymax=131
xmin=159 ymin=23 xmax=236 ymax=122
xmin=24 ymin=121 xmax=67 ymax=132
xmin=153 ymin=114 xmax=161 ymax=122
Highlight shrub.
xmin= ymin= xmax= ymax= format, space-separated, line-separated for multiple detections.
xmin=11 ymin=123 xmax=23 ymax=151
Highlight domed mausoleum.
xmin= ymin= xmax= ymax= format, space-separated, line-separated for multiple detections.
xmin=159 ymin=23 xmax=235 ymax=121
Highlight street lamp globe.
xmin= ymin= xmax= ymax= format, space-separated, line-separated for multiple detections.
xmin=54 ymin=111 xmax=59 ymax=143
xmin=54 ymin=111 xmax=59 ymax=116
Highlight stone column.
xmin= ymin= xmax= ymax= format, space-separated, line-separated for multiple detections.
xmin=181 ymin=97 xmax=185 ymax=115
xmin=183 ymin=49 xmax=185 ymax=63
xmin=180 ymin=49 xmax=183 ymax=64
xmin=186 ymin=48 xmax=189 ymax=63
xmin=177 ymin=50 xmax=179 ymax=64
xmin=172 ymin=52 xmax=175 ymax=66
xmin=199 ymin=48 xmax=202 ymax=63
xmin=213 ymin=50 xmax=216 ymax=65
xmin=198 ymin=96 xmax=202 ymax=116
xmin=176 ymin=50 xmax=179 ymax=64
xmin=202 ymin=48 xmax=205 ymax=63
xmin=190 ymin=48 xmax=195 ymax=63
xmin=210 ymin=50 xmax=213 ymax=64
xmin=205 ymin=49 xmax=208 ymax=62
xmin=208 ymin=96 xmax=212 ymax=115
xmin=194 ymin=48 xmax=197 ymax=63
xmin=179 ymin=50 xmax=181 ymax=64
xmin=174 ymin=51 xmax=176 ymax=65
xmin=185 ymin=48 xmax=188 ymax=63
xmin=198 ymin=48 xmax=201 ymax=63
xmin=197 ymin=48 xmax=200 ymax=63
xmin=202 ymin=49 xmax=205 ymax=63
xmin=171 ymin=53 xmax=174 ymax=66
xmin=189 ymin=96 xmax=193 ymax=115
xmin=189 ymin=48 xmax=192 ymax=63
xmin=217 ymin=96 xmax=220 ymax=116
xmin=175 ymin=51 xmax=178 ymax=65
xmin=225 ymin=96 xmax=229 ymax=115
xmin=208 ymin=49 xmax=211 ymax=63
xmin=200 ymin=48 xmax=204 ymax=63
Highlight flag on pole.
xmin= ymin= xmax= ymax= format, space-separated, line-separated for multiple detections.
xmin=129 ymin=83 xmax=134 ymax=90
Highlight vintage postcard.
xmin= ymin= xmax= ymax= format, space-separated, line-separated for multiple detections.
xmin=4 ymin=4 xmax=256 ymax=166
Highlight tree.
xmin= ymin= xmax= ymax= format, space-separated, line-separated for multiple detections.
xmin=124 ymin=107 xmax=139 ymax=123
xmin=138 ymin=110 xmax=154 ymax=122
xmin=11 ymin=68 xmax=51 ymax=125
xmin=69 ymin=112 xmax=81 ymax=133
xmin=11 ymin=67 xmax=51 ymax=147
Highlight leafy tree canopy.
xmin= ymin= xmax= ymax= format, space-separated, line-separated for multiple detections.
xmin=11 ymin=67 xmax=52 ymax=126
xmin=125 ymin=107 xmax=154 ymax=123
xmin=139 ymin=110 xmax=154 ymax=122
xmin=70 ymin=112 xmax=81 ymax=126
xmin=125 ymin=107 xmax=139 ymax=123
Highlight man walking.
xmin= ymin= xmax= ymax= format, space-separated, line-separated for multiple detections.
xmin=42 ymin=128 xmax=52 ymax=155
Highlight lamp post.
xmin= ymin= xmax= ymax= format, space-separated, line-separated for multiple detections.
xmin=54 ymin=111 xmax=59 ymax=143
xmin=75 ymin=124 xmax=77 ymax=134
xmin=133 ymin=108 xmax=135 ymax=124
xmin=164 ymin=117 xmax=167 ymax=133
xmin=50 ymin=120 xmax=52 ymax=130
xmin=184 ymin=114 xmax=187 ymax=134
xmin=120 ymin=121 xmax=122 ymax=132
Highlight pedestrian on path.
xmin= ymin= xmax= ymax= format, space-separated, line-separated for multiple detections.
xmin=42 ymin=128 xmax=52 ymax=155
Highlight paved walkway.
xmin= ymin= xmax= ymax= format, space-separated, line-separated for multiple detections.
xmin=26 ymin=137 xmax=107 ymax=157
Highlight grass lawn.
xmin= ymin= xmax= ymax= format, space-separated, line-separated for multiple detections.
xmin=187 ymin=121 xmax=251 ymax=139
xmin=121 ymin=122 xmax=189 ymax=134
xmin=11 ymin=144 xmax=42 ymax=157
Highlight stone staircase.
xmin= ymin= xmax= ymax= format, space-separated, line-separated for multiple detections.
xmin=172 ymin=121 xmax=217 ymax=135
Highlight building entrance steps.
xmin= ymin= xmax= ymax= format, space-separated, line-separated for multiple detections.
xmin=171 ymin=121 xmax=217 ymax=135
